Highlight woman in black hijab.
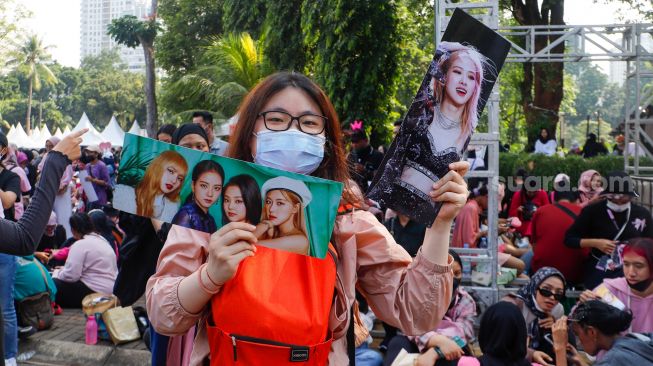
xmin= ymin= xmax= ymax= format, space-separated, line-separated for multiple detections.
xmin=474 ymin=301 xmax=532 ymax=366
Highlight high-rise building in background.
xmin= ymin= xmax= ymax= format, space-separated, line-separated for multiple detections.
xmin=80 ymin=0 xmax=150 ymax=72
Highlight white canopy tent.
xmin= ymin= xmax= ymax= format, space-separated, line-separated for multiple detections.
xmin=54 ymin=128 xmax=63 ymax=138
xmin=63 ymin=125 xmax=71 ymax=135
xmin=12 ymin=123 xmax=41 ymax=149
xmin=128 ymin=119 xmax=147 ymax=137
xmin=101 ymin=116 xmax=126 ymax=146
xmin=6 ymin=125 xmax=16 ymax=141
xmin=72 ymin=112 xmax=106 ymax=146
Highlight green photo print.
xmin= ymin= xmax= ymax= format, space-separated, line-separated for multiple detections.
xmin=114 ymin=133 xmax=343 ymax=259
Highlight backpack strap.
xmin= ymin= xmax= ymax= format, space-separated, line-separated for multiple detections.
xmin=347 ymin=305 xmax=356 ymax=366
xmin=554 ymin=203 xmax=578 ymax=220
xmin=32 ymin=258 xmax=52 ymax=296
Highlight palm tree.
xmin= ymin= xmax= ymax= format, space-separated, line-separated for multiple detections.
xmin=163 ymin=32 xmax=272 ymax=120
xmin=7 ymin=35 xmax=56 ymax=135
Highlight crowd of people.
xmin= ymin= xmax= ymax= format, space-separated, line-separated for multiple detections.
xmin=532 ymin=127 xmax=641 ymax=159
xmin=0 ymin=70 xmax=652 ymax=366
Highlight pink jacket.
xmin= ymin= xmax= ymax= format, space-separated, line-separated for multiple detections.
xmin=146 ymin=210 xmax=453 ymax=366
xmin=602 ymin=277 xmax=653 ymax=333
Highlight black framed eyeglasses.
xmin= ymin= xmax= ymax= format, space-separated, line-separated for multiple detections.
xmin=537 ymin=287 xmax=565 ymax=301
xmin=258 ymin=110 xmax=327 ymax=135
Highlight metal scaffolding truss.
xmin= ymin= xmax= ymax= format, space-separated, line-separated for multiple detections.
xmin=435 ymin=0 xmax=653 ymax=308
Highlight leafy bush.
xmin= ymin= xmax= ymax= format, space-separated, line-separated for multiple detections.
xmin=499 ymin=153 xmax=652 ymax=190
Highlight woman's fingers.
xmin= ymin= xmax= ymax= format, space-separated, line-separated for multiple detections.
xmin=221 ymin=241 xmax=257 ymax=257
xmin=430 ymin=179 xmax=467 ymax=200
xmin=449 ymin=161 xmax=470 ymax=177
xmin=213 ymin=221 xmax=256 ymax=238
xmin=219 ymin=229 xmax=258 ymax=247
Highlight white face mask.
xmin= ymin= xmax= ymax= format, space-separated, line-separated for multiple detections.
xmin=607 ymin=200 xmax=631 ymax=213
xmin=254 ymin=130 xmax=326 ymax=175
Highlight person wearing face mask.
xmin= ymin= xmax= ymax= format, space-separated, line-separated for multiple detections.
xmin=348 ymin=128 xmax=384 ymax=192
xmin=82 ymin=145 xmax=110 ymax=210
xmin=578 ymin=238 xmax=653 ymax=333
xmin=565 ymin=171 xmax=653 ymax=289
xmin=146 ymin=72 xmax=469 ymax=366
xmin=384 ymin=250 xmax=476 ymax=366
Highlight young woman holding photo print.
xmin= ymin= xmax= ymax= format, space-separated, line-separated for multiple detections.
xmin=146 ymin=72 xmax=469 ymax=365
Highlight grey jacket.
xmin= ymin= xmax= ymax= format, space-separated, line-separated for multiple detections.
xmin=597 ymin=333 xmax=653 ymax=365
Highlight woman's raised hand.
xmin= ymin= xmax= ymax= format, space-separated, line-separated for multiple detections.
xmin=205 ymin=222 xmax=257 ymax=285
xmin=430 ymin=161 xmax=470 ymax=223
xmin=53 ymin=129 xmax=87 ymax=161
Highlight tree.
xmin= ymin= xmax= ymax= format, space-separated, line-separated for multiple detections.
xmin=302 ymin=0 xmax=402 ymax=146
xmin=261 ymin=0 xmax=306 ymax=72
xmin=0 ymin=51 xmax=145 ymax=132
xmin=0 ymin=0 xmax=30 ymax=64
xmin=500 ymin=0 xmax=565 ymax=149
xmin=7 ymin=35 xmax=56 ymax=134
xmin=157 ymin=0 xmax=224 ymax=76
xmin=161 ymin=33 xmax=270 ymax=120
xmin=108 ymin=2 xmax=159 ymax=137
xmin=222 ymin=0 xmax=266 ymax=38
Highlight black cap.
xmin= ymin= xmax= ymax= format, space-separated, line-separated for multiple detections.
xmin=350 ymin=129 xmax=367 ymax=143
xmin=172 ymin=123 xmax=209 ymax=146
xmin=601 ymin=171 xmax=639 ymax=197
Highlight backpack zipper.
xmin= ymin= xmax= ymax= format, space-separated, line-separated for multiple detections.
xmin=231 ymin=333 xmax=305 ymax=348
xmin=231 ymin=336 xmax=237 ymax=361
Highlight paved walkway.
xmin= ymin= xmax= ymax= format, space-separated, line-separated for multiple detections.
xmin=17 ymin=301 xmax=150 ymax=365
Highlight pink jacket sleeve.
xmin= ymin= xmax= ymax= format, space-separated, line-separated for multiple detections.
xmin=146 ymin=225 xmax=210 ymax=336
xmin=334 ymin=210 xmax=453 ymax=337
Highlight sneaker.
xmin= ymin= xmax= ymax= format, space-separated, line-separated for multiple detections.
xmin=4 ymin=357 xmax=17 ymax=366
xmin=16 ymin=351 xmax=36 ymax=362
xmin=18 ymin=325 xmax=36 ymax=340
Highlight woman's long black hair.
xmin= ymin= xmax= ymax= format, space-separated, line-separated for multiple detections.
xmin=221 ymin=174 xmax=262 ymax=225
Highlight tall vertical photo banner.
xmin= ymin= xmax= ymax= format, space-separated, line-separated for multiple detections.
xmin=113 ymin=134 xmax=343 ymax=259
xmin=367 ymin=8 xmax=511 ymax=226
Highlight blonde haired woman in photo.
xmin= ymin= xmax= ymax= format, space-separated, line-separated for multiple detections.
xmin=254 ymin=176 xmax=312 ymax=255
xmin=135 ymin=151 xmax=188 ymax=222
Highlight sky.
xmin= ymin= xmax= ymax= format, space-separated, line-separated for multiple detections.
xmin=12 ymin=0 xmax=649 ymax=69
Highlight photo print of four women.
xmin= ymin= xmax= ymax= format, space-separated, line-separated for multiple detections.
xmin=113 ymin=134 xmax=334 ymax=257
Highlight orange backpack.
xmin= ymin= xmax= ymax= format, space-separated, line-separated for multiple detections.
xmin=207 ymin=244 xmax=337 ymax=365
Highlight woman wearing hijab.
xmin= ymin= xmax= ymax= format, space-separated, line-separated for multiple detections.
xmin=502 ymin=267 xmax=572 ymax=365
xmin=39 ymin=136 xmax=75 ymax=237
xmin=577 ymin=170 xmax=603 ymax=206
xmin=457 ymin=301 xmax=541 ymax=366
xmin=534 ymin=128 xmax=557 ymax=156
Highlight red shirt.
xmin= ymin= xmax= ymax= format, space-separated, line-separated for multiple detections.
xmin=531 ymin=201 xmax=589 ymax=284
xmin=508 ymin=189 xmax=550 ymax=237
